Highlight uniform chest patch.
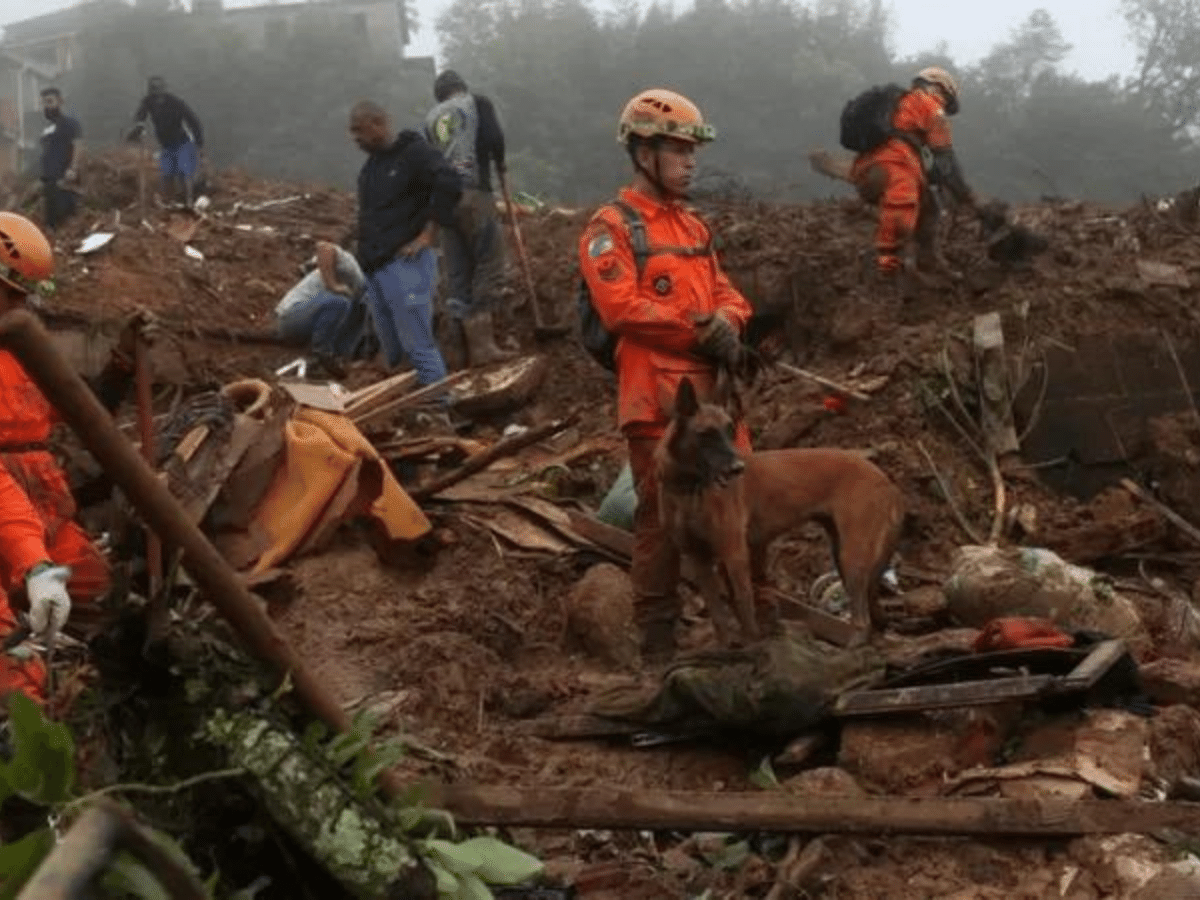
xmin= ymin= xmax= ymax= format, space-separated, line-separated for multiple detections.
xmin=588 ymin=232 xmax=614 ymax=258
xmin=653 ymin=274 xmax=672 ymax=295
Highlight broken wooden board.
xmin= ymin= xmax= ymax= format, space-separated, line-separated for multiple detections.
xmin=1137 ymin=259 xmax=1190 ymax=289
xmin=463 ymin=508 xmax=575 ymax=554
xmin=833 ymin=640 xmax=1128 ymax=717
xmin=432 ymin=784 xmax=1200 ymax=835
xmin=278 ymin=380 xmax=352 ymax=413
xmin=447 ymin=354 xmax=549 ymax=418
xmin=974 ymin=311 xmax=1019 ymax=456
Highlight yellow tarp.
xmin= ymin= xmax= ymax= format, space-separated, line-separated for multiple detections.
xmin=247 ymin=407 xmax=430 ymax=574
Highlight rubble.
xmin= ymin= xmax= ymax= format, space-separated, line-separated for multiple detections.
xmin=11 ymin=150 xmax=1200 ymax=898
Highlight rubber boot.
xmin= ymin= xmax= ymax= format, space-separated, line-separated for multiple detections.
xmin=462 ymin=312 xmax=515 ymax=368
xmin=437 ymin=314 xmax=468 ymax=372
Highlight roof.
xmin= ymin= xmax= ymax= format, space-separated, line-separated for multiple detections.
xmin=0 ymin=50 xmax=58 ymax=79
xmin=0 ymin=0 xmax=132 ymax=48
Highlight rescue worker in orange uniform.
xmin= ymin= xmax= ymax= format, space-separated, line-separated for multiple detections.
xmin=578 ymin=89 xmax=753 ymax=660
xmin=850 ymin=66 xmax=976 ymax=280
xmin=0 ymin=213 xmax=156 ymax=704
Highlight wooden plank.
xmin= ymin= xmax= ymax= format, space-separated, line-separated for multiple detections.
xmin=352 ymin=371 xmax=473 ymax=430
xmin=1061 ymin=640 xmax=1128 ymax=689
xmin=973 ymin=311 xmax=1020 ymax=455
xmin=433 ymin=785 xmax=1200 ymax=835
xmin=834 ymin=674 xmax=1056 ymax=717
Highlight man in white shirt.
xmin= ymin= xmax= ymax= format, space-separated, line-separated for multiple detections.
xmin=275 ymin=241 xmax=376 ymax=362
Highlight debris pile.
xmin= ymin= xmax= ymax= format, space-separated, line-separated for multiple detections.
xmin=13 ymin=151 xmax=1200 ymax=898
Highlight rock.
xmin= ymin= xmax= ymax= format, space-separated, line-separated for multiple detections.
xmin=1141 ymin=658 xmax=1200 ymax=707
xmin=894 ymin=585 xmax=948 ymax=618
xmin=566 ymin=563 xmax=640 ymax=669
xmin=783 ymin=766 xmax=866 ymax=798
xmin=839 ymin=710 xmax=1007 ymax=794
xmin=1148 ymin=705 xmax=1200 ymax=787
xmin=1069 ymin=834 xmax=1175 ymax=897
xmin=1131 ymin=858 xmax=1200 ymax=899
xmin=943 ymin=545 xmax=1146 ymax=646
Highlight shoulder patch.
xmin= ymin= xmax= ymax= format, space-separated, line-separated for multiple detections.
xmin=587 ymin=230 xmax=615 ymax=258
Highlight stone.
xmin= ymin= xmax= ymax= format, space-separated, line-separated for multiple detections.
xmin=566 ymin=563 xmax=640 ymax=669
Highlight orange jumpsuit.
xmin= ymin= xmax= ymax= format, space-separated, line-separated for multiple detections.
xmin=578 ymin=186 xmax=752 ymax=619
xmin=851 ymin=89 xmax=954 ymax=274
xmin=0 ymin=351 xmax=112 ymax=702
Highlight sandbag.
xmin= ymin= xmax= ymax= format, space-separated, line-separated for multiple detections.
xmin=588 ymin=635 xmax=885 ymax=738
xmin=944 ymin=545 xmax=1144 ymax=642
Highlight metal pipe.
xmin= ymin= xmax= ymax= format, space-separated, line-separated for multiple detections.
xmin=0 ymin=309 xmax=352 ymax=737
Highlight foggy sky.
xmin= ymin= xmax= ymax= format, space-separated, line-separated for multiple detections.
xmin=0 ymin=0 xmax=1137 ymax=82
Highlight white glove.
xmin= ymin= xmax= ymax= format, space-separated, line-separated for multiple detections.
xmin=25 ymin=563 xmax=72 ymax=646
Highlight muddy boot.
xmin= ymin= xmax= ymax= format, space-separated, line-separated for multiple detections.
xmin=635 ymin=599 xmax=680 ymax=665
xmin=757 ymin=598 xmax=785 ymax=638
xmin=437 ymin=315 xmax=468 ymax=371
xmin=462 ymin=312 xmax=515 ymax=368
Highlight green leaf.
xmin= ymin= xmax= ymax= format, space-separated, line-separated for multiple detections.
xmin=0 ymin=827 xmax=55 ymax=900
xmin=5 ymin=694 xmax=75 ymax=804
xmin=456 ymin=872 xmax=494 ymax=900
xmin=301 ymin=720 xmax=328 ymax=754
xmin=748 ymin=756 xmax=780 ymax=791
xmin=326 ymin=730 xmax=370 ymax=768
xmin=427 ymin=858 xmax=460 ymax=896
xmin=100 ymin=852 xmax=171 ymax=900
xmin=425 ymin=838 xmax=484 ymax=877
xmin=351 ymin=742 xmax=406 ymax=796
xmin=459 ymin=837 xmax=543 ymax=886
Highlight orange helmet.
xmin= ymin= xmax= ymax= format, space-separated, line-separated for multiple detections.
xmin=617 ymin=89 xmax=715 ymax=145
xmin=0 ymin=213 xmax=53 ymax=294
xmin=915 ymin=66 xmax=960 ymax=115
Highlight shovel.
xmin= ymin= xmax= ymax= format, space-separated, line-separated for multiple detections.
xmin=499 ymin=173 xmax=569 ymax=340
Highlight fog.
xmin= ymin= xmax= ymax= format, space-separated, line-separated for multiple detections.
xmin=4 ymin=0 xmax=1196 ymax=204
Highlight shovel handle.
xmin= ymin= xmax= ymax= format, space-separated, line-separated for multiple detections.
xmin=499 ymin=174 xmax=543 ymax=324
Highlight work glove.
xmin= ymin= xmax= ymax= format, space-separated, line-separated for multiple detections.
xmin=116 ymin=307 xmax=163 ymax=357
xmin=25 ymin=562 xmax=72 ymax=647
xmin=694 ymin=311 xmax=742 ymax=368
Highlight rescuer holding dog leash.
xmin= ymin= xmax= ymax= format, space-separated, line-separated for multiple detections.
xmin=577 ymin=89 xmax=753 ymax=662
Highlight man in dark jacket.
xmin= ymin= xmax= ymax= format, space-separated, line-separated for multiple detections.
xmin=127 ymin=76 xmax=204 ymax=208
xmin=38 ymin=87 xmax=82 ymax=232
xmin=350 ymin=100 xmax=460 ymax=386
xmin=424 ymin=70 xmax=512 ymax=367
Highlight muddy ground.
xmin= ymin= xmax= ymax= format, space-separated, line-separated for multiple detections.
xmin=40 ymin=154 xmax=1200 ymax=898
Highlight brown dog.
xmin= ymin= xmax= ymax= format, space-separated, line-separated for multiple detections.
xmin=657 ymin=378 xmax=905 ymax=647
xmin=743 ymin=448 xmax=905 ymax=643
xmin=655 ymin=377 xmax=758 ymax=647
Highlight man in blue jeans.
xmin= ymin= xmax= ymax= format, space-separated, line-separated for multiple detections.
xmin=274 ymin=241 xmax=376 ymax=366
xmin=349 ymin=100 xmax=460 ymax=388
xmin=128 ymin=76 xmax=204 ymax=208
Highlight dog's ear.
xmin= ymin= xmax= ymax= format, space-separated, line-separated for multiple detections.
xmin=675 ymin=377 xmax=699 ymax=418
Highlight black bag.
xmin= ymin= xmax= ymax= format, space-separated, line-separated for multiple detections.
xmin=839 ymin=83 xmax=906 ymax=153
xmin=577 ymin=200 xmax=652 ymax=371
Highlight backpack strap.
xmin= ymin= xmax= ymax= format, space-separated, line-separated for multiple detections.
xmin=611 ymin=199 xmax=651 ymax=278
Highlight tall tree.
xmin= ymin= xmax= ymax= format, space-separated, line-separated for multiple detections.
xmin=1122 ymin=0 xmax=1200 ymax=133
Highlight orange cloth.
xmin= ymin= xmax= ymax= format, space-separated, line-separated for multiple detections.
xmin=247 ymin=407 xmax=430 ymax=574
xmin=851 ymin=89 xmax=953 ymax=273
xmin=0 ymin=351 xmax=112 ymax=704
xmin=973 ymin=617 xmax=1075 ymax=653
xmin=579 ymin=186 xmax=753 ymax=438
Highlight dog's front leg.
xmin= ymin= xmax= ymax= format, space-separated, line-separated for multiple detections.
xmin=693 ymin=561 xmax=741 ymax=648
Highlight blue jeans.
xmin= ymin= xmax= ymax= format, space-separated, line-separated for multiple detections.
xmin=276 ymin=289 xmax=352 ymax=355
xmin=159 ymin=140 xmax=199 ymax=179
xmin=365 ymin=249 xmax=447 ymax=385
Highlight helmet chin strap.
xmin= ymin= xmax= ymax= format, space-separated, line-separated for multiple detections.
xmin=633 ymin=139 xmax=688 ymax=201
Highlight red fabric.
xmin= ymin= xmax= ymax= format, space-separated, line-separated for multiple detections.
xmin=851 ymin=89 xmax=954 ymax=273
xmin=579 ymin=186 xmax=753 ymax=433
xmin=973 ymin=617 xmax=1075 ymax=653
xmin=0 ymin=350 xmax=111 ymax=704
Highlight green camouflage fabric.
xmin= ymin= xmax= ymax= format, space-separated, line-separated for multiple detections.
xmin=589 ymin=636 xmax=886 ymax=738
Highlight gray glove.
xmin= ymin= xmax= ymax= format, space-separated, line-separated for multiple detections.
xmin=694 ymin=312 xmax=742 ymax=367
xmin=26 ymin=562 xmax=71 ymax=646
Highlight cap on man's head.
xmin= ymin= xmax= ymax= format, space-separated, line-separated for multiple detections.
xmin=434 ymin=69 xmax=468 ymax=102
xmin=40 ymin=87 xmax=62 ymax=99
xmin=148 ymin=76 xmax=166 ymax=92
